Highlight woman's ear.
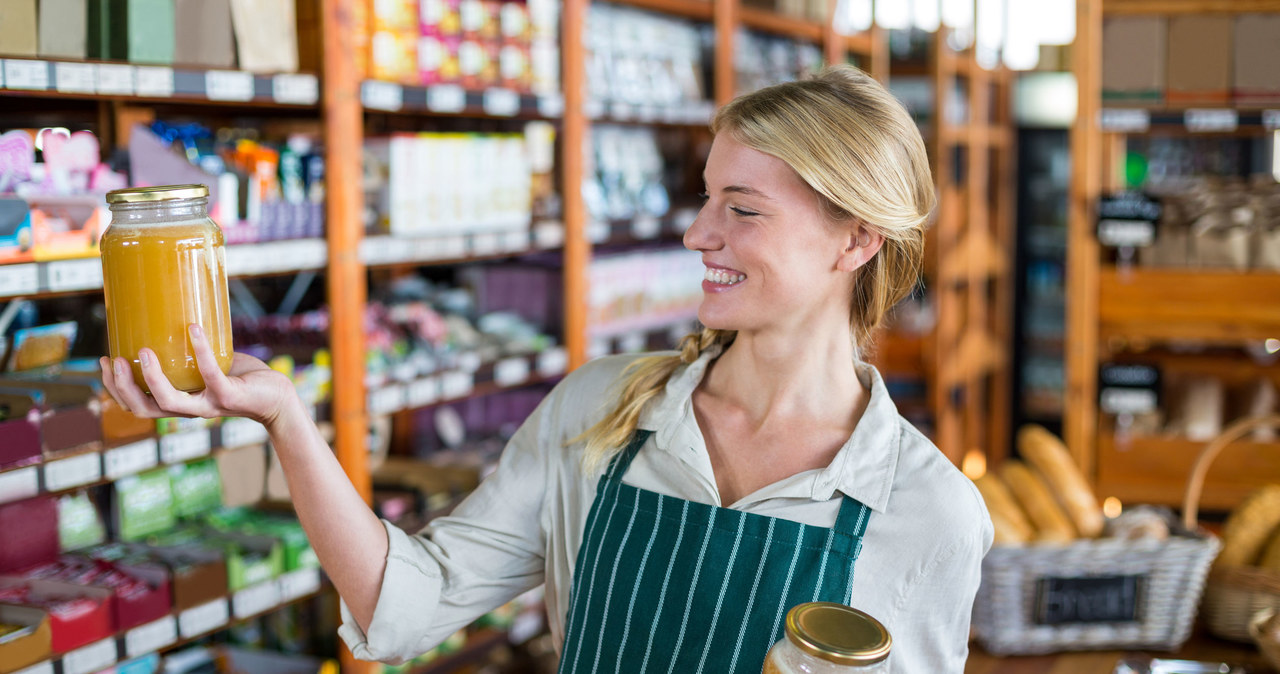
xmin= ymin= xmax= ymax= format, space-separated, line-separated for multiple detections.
xmin=836 ymin=224 xmax=884 ymax=273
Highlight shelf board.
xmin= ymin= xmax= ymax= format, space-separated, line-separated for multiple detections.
xmin=360 ymin=225 xmax=563 ymax=268
xmin=412 ymin=628 xmax=510 ymax=674
xmin=1103 ymin=0 xmax=1280 ymax=15
xmin=842 ymin=32 xmax=875 ymax=57
xmin=868 ymin=330 xmax=928 ymax=378
xmin=1097 ymin=431 xmax=1280 ymax=511
xmin=1100 ymin=106 xmax=1280 ymax=135
xmin=739 ymin=7 xmax=824 ymax=42
xmin=587 ymin=209 xmax=697 ymax=248
xmin=0 ymin=239 xmax=328 ymax=300
xmin=1098 ymin=267 xmax=1280 ymax=343
xmin=360 ymin=80 xmax=562 ymax=119
xmin=0 ymin=58 xmax=319 ymax=108
xmin=366 ymin=349 xmax=570 ymax=417
xmin=608 ymin=0 xmax=713 ymax=20
xmin=586 ymin=99 xmax=715 ymax=127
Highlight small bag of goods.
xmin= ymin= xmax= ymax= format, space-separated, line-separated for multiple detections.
xmin=970 ymin=425 xmax=1220 ymax=655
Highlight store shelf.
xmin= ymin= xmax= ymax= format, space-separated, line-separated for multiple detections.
xmin=1099 ymin=106 xmax=1280 ymax=134
xmin=14 ymin=568 xmax=324 ymax=674
xmin=412 ymin=628 xmax=509 ymax=674
xmin=0 ymin=239 xmax=328 ymax=299
xmin=870 ymin=330 xmax=928 ymax=379
xmin=739 ymin=7 xmax=823 ymax=42
xmin=1098 ymin=268 xmax=1280 ymax=343
xmin=0 ymin=58 xmax=319 ymax=107
xmin=586 ymin=99 xmax=716 ymax=127
xmin=587 ymin=317 xmax=699 ymax=360
xmin=587 ymin=209 xmax=698 ymax=247
xmin=1097 ymin=431 xmax=1280 ymax=511
xmin=609 ymin=0 xmax=713 ymax=20
xmin=1102 ymin=0 xmax=1280 ymax=15
xmin=360 ymin=225 xmax=563 ymax=268
xmin=366 ymin=349 xmax=569 ymax=417
xmin=360 ymin=80 xmax=563 ymax=118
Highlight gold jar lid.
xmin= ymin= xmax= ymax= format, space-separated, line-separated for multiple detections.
xmin=785 ymin=602 xmax=892 ymax=667
xmin=106 ymin=184 xmax=209 ymax=204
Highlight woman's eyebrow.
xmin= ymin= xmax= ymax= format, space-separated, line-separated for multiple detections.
xmin=722 ymin=185 xmax=774 ymax=200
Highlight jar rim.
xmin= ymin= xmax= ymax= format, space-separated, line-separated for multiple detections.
xmin=106 ymin=184 xmax=209 ymax=204
xmin=784 ymin=602 xmax=892 ymax=666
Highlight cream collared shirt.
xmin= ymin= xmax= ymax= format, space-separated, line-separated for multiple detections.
xmin=339 ymin=349 xmax=993 ymax=673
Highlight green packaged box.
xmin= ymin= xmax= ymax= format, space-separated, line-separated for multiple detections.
xmin=114 ymin=469 xmax=176 ymax=542
xmin=87 ymin=0 xmax=174 ymax=64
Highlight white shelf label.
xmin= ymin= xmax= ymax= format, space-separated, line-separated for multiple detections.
xmin=4 ymin=59 xmax=49 ymax=90
xmin=359 ymin=236 xmax=396 ymax=265
xmin=105 ymin=439 xmax=159 ymax=480
xmin=427 ymin=84 xmax=467 ymax=113
xmin=1099 ymin=108 xmax=1149 ymax=132
xmin=160 ymin=430 xmax=212 ymax=464
xmin=97 ymin=64 xmax=135 ymax=95
xmin=362 ymin=80 xmax=403 ymax=111
xmin=610 ymin=102 xmax=634 ymax=120
xmin=125 ymin=616 xmax=177 ymax=658
xmin=584 ymin=99 xmax=606 ymax=119
xmin=61 ymin=638 xmax=118 ymax=674
xmin=433 ymin=235 xmax=466 ymax=260
xmin=55 ymin=62 xmax=96 ymax=94
xmin=440 ymin=371 xmax=474 ymax=400
xmin=501 ymin=230 xmax=529 ymax=253
xmin=1097 ymin=219 xmax=1155 ymax=248
xmin=406 ymin=377 xmax=440 ymax=408
xmin=533 ymin=222 xmax=564 ymax=249
xmin=1264 ymin=110 xmax=1280 ymax=130
xmin=226 ymin=244 xmax=265 ymax=275
xmin=494 ymin=357 xmax=530 ymax=387
xmin=636 ymin=105 xmax=659 ymax=122
xmin=278 ymin=567 xmax=321 ymax=602
xmin=0 ymin=467 xmax=40 ymax=505
xmin=43 ymin=452 xmax=101 ymax=492
xmin=587 ymin=220 xmax=609 ymax=244
xmin=11 ymin=662 xmax=54 ymax=674
xmin=587 ymin=337 xmax=610 ymax=360
xmin=471 ymin=233 xmax=501 ymax=256
xmin=0 ymin=263 xmax=40 ymax=297
xmin=457 ymin=351 xmax=483 ymax=373
xmin=221 ymin=418 xmax=268 ymax=448
xmin=233 ymin=581 xmax=282 ymax=619
xmin=619 ymin=332 xmax=647 ymax=353
xmin=46 ymin=258 xmax=102 ymax=292
xmin=272 ymin=73 xmax=318 ymax=105
xmin=206 ymin=70 xmax=255 ymax=101
xmin=483 ymin=88 xmax=520 ymax=116
xmin=368 ymin=385 xmax=405 ymax=416
xmin=631 ymin=215 xmax=661 ymax=240
xmin=537 ymin=93 xmax=564 ymax=118
xmin=1100 ymin=388 xmax=1159 ymax=415
xmin=135 ymin=66 xmax=174 ymax=97
xmin=1185 ymin=109 xmax=1238 ymax=133
xmin=536 ymin=347 xmax=568 ymax=377
xmin=179 ymin=599 xmax=229 ymax=638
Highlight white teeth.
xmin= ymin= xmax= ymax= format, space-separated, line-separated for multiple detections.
xmin=704 ymin=269 xmax=745 ymax=285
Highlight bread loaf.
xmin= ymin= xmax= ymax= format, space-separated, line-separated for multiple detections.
xmin=973 ymin=474 xmax=1034 ymax=544
xmin=1001 ymin=461 xmax=1077 ymax=543
xmin=1258 ymin=528 xmax=1280 ymax=572
xmin=1219 ymin=485 xmax=1280 ymax=567
xmin=1018 ymin=425 xmax=1105 ymax=538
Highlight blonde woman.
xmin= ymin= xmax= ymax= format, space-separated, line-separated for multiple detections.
xmin=101 ymin=65 xmax=991 ymax=672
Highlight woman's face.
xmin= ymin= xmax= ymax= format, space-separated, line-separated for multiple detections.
xmin=684 ymin=134 xmax=880 ymax=336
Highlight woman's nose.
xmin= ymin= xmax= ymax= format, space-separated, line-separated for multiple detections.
xmin=683 ymin=207 xmax=720 ymax=252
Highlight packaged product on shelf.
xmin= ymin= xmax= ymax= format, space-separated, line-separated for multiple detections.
xmin=114 ymin=469 xmax=177 ymax=543
xmin=587 ymin=249 xmax=702 ymax=339
xmin=57 ymin=493 xmax=107 ymax=552
xmin=87 ymin=0 xmax=176 ymax=64
xmin=1166 ymin=14 xmax=1232 ymax=104
xmin=1235 ymin=378 xmax=1278 ymax=442
xmin=0 ymin=377 xmax=104 ymax=459
xmin=93 ymin=543 xmax=226 ymax=611
xmin=0 ymin=0 xmax=38 ymax=57
xmin=585 ymin=4 xmax=708 ymax=110
xmin=1233 ymin=14 xmax=1280 ymax=105
xmin=37 ymin=0 xmax=87 ymax=59
xmin=0 ymin=389 xmax=42 ymax=469
xmin=228 ymin=0 xmax=300 ymax=73
xmin=1167 ymin=374 xmax=1226 ymax=442
xmin=1101 ymin=16 xmax=1166 ymax=104
xmin=174 ymin=0 xmax=236 ymax=68
xmin=736 ymin=31 xmax=823 ymax=96
xmin=0 ymin=577 xmax=112 ymax=653
xmin=371 ymin=0 xmax=420 ymax=82
xmin=21 ymin=554 xmax=172 ymax=631
xmin=0 ymin=497 xmax=59 ymax=575
xmin=0 ymin=195 xmax=35 ymax=264
xmin=0 ymin=605 xmax=51 ymax=674
xmin=216 ymin=444 xmax=269 ymax=508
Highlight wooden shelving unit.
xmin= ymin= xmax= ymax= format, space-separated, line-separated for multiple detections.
xmin=1066 ymin=0 xmax=1280 ymax=509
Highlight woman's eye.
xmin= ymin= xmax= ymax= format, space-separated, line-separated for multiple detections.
xmin=730 ymin=207 xmax=760 ymax=217
xmin=697 ymin=191 xmax=709 ymax=200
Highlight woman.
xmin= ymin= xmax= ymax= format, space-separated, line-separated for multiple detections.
xmin=101 ymin=65 xmax=991 ymax=672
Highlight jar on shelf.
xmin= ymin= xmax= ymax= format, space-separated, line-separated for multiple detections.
xmin=763 ymin=602 xmax=892 ymax=673
xmin=101 ymin=184 xmax=233 ymax=393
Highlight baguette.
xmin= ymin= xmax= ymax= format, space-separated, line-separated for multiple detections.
xmin=1001 ymin=461 xmax=1077 ymax=543
xmin=1258 ymin=527 xmax=1280 ymax=572
xmin=1219 ymin=485 xmax=1280 ymax=568
xmin=1018 ymin=425 xmax=1105 ymax=538
xmin=973 ymin=473 xmax=1034 ymax=544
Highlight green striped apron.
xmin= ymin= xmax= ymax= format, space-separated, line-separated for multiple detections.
xmin=558 ymin=430 xmax=873 ymax=674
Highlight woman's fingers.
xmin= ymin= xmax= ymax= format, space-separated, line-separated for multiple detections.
xmin=137 ymin=348 xmax=207 ymax=418
xmin=99 ymin=357 xmax=129 ymax=412
xmin=110 ymin=356 xmax=165 ymax=418
xmin=188 ymin=324 xmax=233 ymax=398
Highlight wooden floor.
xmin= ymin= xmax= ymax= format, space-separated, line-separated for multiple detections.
xmin=965 ymin=632 xmax=1274 ymax=674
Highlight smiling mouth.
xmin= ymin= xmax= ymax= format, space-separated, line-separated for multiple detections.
xmin=704 ymin=268 xmax=746 ymax=286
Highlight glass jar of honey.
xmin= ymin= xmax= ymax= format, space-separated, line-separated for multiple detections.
xmin=101 ymin=184 xmax=233 ymax=393
xmin=763 ymin=603 xmax=892 ymax=674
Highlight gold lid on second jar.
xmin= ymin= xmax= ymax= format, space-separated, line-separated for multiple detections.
xmin=106 ymin=184 xmax=209 ymax=204
xmin=785 ymin=602 xmax=892 ymax=667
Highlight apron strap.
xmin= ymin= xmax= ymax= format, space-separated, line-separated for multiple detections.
xmin=832 ymin=495 xmax=872 ymax=538
xmin=605 ymin=430 xmax=653 ymax=481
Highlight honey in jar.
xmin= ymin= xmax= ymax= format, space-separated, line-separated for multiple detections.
xmin=763 ymin=603 xmax=892 ymax=673
xmin=101 ymin=184 xmax=233 ymax=393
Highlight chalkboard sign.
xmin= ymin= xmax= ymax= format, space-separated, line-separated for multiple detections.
xmin=1099 ymin=363 xmax=1162 ymax=415
xmin=1034 ymin=575 xmax=1145 ymax=625
xmin=1097 ymin=192 xmax=1162 ymax=248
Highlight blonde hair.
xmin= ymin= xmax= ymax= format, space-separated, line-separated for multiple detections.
xmin=578 ymin=65 xmax=934 ymax=473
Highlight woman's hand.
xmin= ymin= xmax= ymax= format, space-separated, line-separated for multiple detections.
xmin=100 ymin=324 xmax=298 ymax=430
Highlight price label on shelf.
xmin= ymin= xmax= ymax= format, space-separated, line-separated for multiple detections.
xmin=584 ymin=99 xmax=606 ymax=119
xmin=1097 ymin=219 xmax=1155 ymax=248
xmin=0 ymin=263 xmax=40 ymax=297
xmin=179 ymin=599 xmax=229 ymax=639
xmin=1184 ymin=109 xmax=1238 ymax=132
xmin=97 ymin=64 xmax=135 ymax=95
xmin=359 ymin=236 xmax=395 ymax=265
xmin=1264 ymin=110 xmax=1280 ymax=130
xmin=160 ymin=430 xmax=212 ymax=464
xmin=587 ymin=337 xmax=610 ymax=360
xmin=440 ymin=371 xmax=474 ymax=400
xmin=1099 ymin=364 xmax=1160 ymax=415
xmin=362 ymin=80 xmax=403 ymax=111
xmin=457 ymin=351 xmax=483 ymax=373
xmin=536 ymin=347 xmax=568 ymax=378
xmin=1100 ymin=388 xmax=1158 ymax=415
xmin=278 ymin=567 xmax=322 ymax=602
xmin=483 ymin=88 xmax=520 ymax=116
xmin=631 ymin=215 xmax=661 ymax=240
xmin=494 ymin=357 xmax=530 ymax=387
xmin=104 ymin=439 xmax=159 ymax=480
xmin=206 ymin=70 xmax=254 ymax=101
xmin=12 ymin=662 xmax=54 ymax=674
xmin=537 ymin=93 xmax=564 ymax=118
xmin=610 ymin=102 xmax=635 ymax=121
xmin=440 ymin=235 xmax=467 ymax=260
xmin=1098 ymin=108 xmax=1149 ymax=133
xmin=0 ymin=467 xmax=39 ymax=505
xmin=61 ymin=638 xmax=118 ymax=674
xmin=368 ymin=385 xmax=405 ymax=416
xmin=233 ymin=581 xmax=282 ymax=619
xmin=125 ymin=616 xmax=177 ymax=658
xmin=533 ymin=222 xmax=564 ymax=249
xmin=221 ymin=418 xmax=268 ymax=448
xmin=619 ymin=332 xmax=647 ymax=353
xmin=636 ymin=105 xmax=659 ymax=123
xmin=43 ymin=453 xmax=101 ymax=492
xmin=135 ymin=66 xmax=174 ymax=97
xmin=4 ymin=59 xmax=50 ymax=90
xmin=427 ymin=84 xmax=466 ymax=113
xmin=501 ymin=230 xmax=529 ymax=253
xmin=587 ymin=220 xmax=609 ymax=244
xmin=272 ymin=73 xmax=318 ymax=105
xmin=406 ymin=377 xmax=440 ymax=408
xmin=55 ymin=62 xmax=96 ymax=94
xmin=471 ymin=233 xmax=501 ymax=256
xmin=46 ymin=259 xmax=103 ymax=292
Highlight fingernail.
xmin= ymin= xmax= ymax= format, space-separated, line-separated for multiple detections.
xmin=189 ymin=324 xmax=203 ymax=341
xmin=139 ymin=350 xmax=151 ymax=367
xmin=114 ymin=359 xmax=124 ymax=377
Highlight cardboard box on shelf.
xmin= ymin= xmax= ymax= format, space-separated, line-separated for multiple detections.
xmin=229 ymin=0 xmax=299 ymax=73
xmin=87 ymin=0 xmax=176 ymax=64
xmin=0 ymin=196 xmax=35 ymax=264
xmin=26 ymin=195 xmax=108 ymax=262
xmin=22 ymin=555 xmax=172 ymax=632
xmin=0 ymin=604 xmax=52 ymax=674
xmin=0 ymin=577 xmax=113 ymax=653
xmin=0 ymin=497 xmax=58 ymax=575
xmin=0 ymin=389 xmax=42 ymax=469
xmin=38 ymin=0 xmax=87 ymax=58
xmin=0 ymin=0 xmax=38 ymax=56
xmin=0 ymin=385 xmax=102 ymax=459
xmin=1102 ymin=16 xmax=1165 ymax=104
xmin=1167 ymin=15 xmax=1232 ymax=104
xmin=115 ymin=543 xmax=226 ymax=611
xmin=174 ymin=0 xmax=235 ymax=68
xmin=215 ymin=444 xmax=267 ymax=508
xmin=1233 ymin=14 xmax=1280 ymax=105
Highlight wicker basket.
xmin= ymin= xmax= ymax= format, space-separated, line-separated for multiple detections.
xmin=1194 ymin=415 xmax=1280 ymax=643
xmin=1249 ymin=609 xmax=1280 ymax=670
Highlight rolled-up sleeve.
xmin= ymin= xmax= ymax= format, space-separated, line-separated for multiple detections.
xmin=338 ymin=385 xmax=560 ymax=663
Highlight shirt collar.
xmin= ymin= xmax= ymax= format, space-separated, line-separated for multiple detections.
xmin=636 ymin=346 xmax=902 ymax=513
